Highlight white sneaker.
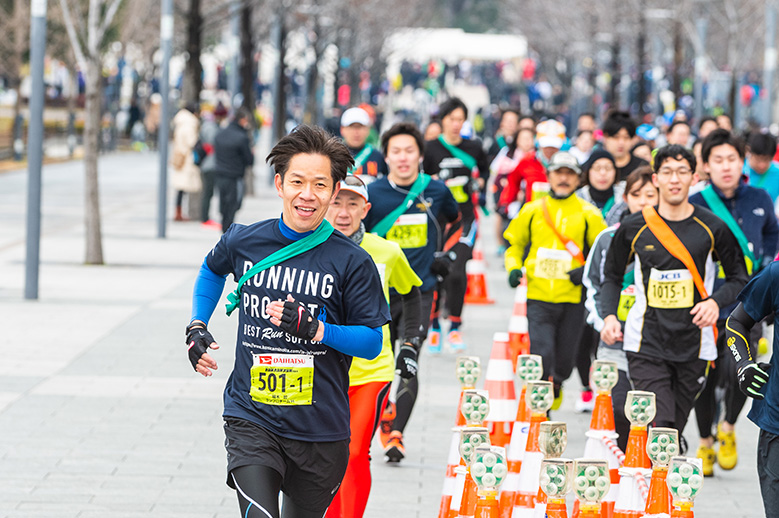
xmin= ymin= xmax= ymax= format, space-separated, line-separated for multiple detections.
xmin=574 ymin=389 xmax=595 ymax=413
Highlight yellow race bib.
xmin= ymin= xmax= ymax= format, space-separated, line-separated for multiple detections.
xmin=250 ymin=353 xmax=314 ymax=405
xmin=445 ymin=176 xmax=470 ymax=203
xmin=617 ymin=285 xmax=636 ymax=321
xmin=647 ymin=268 xmax=694 ymax=309
xmin=385 ymin=213 xmax=428 ymax=248
xmin=534 ymin=247 xmax=572 ymax=280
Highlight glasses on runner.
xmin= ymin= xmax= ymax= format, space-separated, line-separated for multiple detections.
xmin=656 ymin=167 xmax=693 ymax=178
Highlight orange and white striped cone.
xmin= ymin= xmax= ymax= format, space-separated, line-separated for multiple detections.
xmin=450 ymin=466 xmax=468 ymax=518
xmin=499 ymin=384 xmax=528 ymax=518
xmin=511 ymin=381 xmax=554 ymax=518
xmin=532 ymin=422 xmax=568 ymax=518
xmin=538 ymin=458 xmax=574 ymax=518
xmin=440 ymin=357 xmax=484 ymax=517
xmin=458 ymin=428 xmax=492 ymax=518
xmin=485 ymin=333 xmax=518 ymax=449
xmin=614 ymin=391 xmax=656 ymax=517
xmin=471 ymin=445 xmax=509 ymax=518
xmin=643 ymin=427 xmax=679 ymax=518
xmin=459 ymin=469 xmax=479 ymax=518
xmin=507 ymin=276 xmax=530 ymax=368
xmin=666 ymin=457 xmax=704 ymax=518
xmin=465 ymin=237 xmax=494 ymax=305
xmin=581 ymin=361 xmax=622 ymax=518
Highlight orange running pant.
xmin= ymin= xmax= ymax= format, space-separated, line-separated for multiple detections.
xmin=326 ymin=380 xmax=390 ymax=518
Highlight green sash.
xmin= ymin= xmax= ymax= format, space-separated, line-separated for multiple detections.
xmin=348 ymin=145 xmax=374 ymax=174
xmin=701 ymin=185 xmax=757 ymax=272
xmin=496 ymin=135 xmax=507 ymax=149
xmin=602 ymin=196 xmax=616 ymax=218
xmin=370 ymin=174 xmax=432 ymax=238
xmin=437 ymin=135 xmax=477 ymax=171
xmin=225 ymin=220 xmax=335 ymax=316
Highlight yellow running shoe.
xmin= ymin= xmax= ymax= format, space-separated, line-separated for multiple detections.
xmin=717 ymin=424 xmax=738 ymax=470
xmin=551 ymin=387 xmax=563 ymax=411
xmin=759 ymin=337 xmax=769 ymax=357
xmin=696 ymin=444 xmax=716 ymax=477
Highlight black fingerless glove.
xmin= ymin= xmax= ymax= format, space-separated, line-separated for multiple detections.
xmin=395 ymin=343 xmax=419 ymax=379
xmin=279 ymin=300 xmax=319 ymax=340
xmin=431 ymin=250 xmax=457 ymax=281
xmin=508 ymin=268 xmax=523 ymax=288
xmin=186 ymin=322 xmax=216 ymax=370
xmin=738 ymin=362 xmax=771 ymax=399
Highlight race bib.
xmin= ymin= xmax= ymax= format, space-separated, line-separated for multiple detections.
xmin=531 ymin=182 xmax=550 ymax=202
xmin=446 ymin=176 xmax=470 ymax=203
xmin=385 ymin=213 xmax=428 ymax=248
xmin=534 ymin=247 xmax=572 ymax=280
xmin=647 ymin=268 xmax=694 ymax=309
xmin=250 ymin=353 xmax=314 ymax=406
xmin=617 ymin=285 xmax=636 ymax=321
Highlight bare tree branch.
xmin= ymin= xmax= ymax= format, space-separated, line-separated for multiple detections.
xmin=58 ymin=0 xmax=88 ymax=69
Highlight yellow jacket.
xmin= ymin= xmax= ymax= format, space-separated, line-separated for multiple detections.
xmin=504 ymin=194 xmax=606 ymax=303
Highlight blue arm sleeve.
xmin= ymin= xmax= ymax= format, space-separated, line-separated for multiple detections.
xmin=321 ymin=324 xmax=383 ymax=360
xmin=191 ymin=258 xmax=227 ymax=325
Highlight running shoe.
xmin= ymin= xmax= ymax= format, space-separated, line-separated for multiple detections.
xmin=201 ymin=219 xmax=221 ymax=230
xmin=427 ymin=329 xmax=442 ymax=354
xmin=384 ymin=431 xmax=405 ymax=463
xmin=575 ymin=388 xmax=595 ymax=413
xmin=448 ymin=330 xmax=466 ymax=352
xmin=696 ymin=444 xmax=716 ymax=477
xmin=717 ymin=424 xmax=738 ymax=470
xmin=759 ymin=337 xmax=769 ymax=357
xmin=378 ymin=402 xmax=396 ymax=448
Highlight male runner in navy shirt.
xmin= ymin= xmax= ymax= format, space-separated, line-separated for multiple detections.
xmin=185 ymin=125 xmax=390 ymax=518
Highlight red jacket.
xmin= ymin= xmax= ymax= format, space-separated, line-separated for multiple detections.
xmin=498 ymin=155 xmax=548 ymax=209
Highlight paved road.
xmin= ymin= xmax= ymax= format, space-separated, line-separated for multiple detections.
xmin=0 ymin=151 xmax=766 ymax=517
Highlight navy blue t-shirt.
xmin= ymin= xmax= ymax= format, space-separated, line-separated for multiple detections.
xmin=206 ymin=219 xmax=390 ymax=441
xmin=740 ymin=261 xmax=779 ymax=435
xmin=364 ymin=176 xmax=459 ymax=291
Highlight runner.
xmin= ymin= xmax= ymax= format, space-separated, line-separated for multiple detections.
xmin=487 ymin=107 xmax=521 ymax=162
xmin=724 ymin=263 xmax=778 ymax=517
xmin=582 ymin=166 xmax=658 ymax=450
xmin=666 ymin=120 xmax=692 ymax=147
xmin=341 ymin=107 xmax=388 ymax=179
xmin=744 ymin=132 xmax=779 ymax=205
xmin=324 ymin=175 xmax=422 ymax=517
xmin=422 ymin=97 xmax=490 ymax=351
xmin=185 ymin=125 xmax=390 ymax=518
xmin=504 ymin=151 xmax=606 ymax=407
xmin=365 ymin=122 xmax=460 ymax=462
xmin=689 ymin=129 xmax=778 ymax=476
xmin=601 ymin=111 xmax=648 ymax=180
xmin=600 ymin=144 xmax=749 ymax=446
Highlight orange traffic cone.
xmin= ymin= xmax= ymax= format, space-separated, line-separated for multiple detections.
xmin=507 ymin=275 xmax=530 ymax=367
xmin=511 ymin=380 xmax=553 ymax=517
xmin=459 ymin=470 xmax=479 ymax=518
xmin=465 ymin=238 xmax=494 ymax=305
xmin=582 ymin=361 xmax=622 ymax=518
xmin=484 ymin=333 xmax=517 ymax=449
xmin=440 ymin=428 xmax=465 ymax=518
xmin=471 ymin=445 xmax=508 ymax=518
xmin=498 ymin=383 xmax=528 ymax=518
xmin=449 ymin=466 xmax=467 ymax=518
xmin=643 ymin=427 xmax=679 ymax=517
xmin=613 ymin=391 xmax=656 ymax=517
xmin=457 ymin=427 xmax=491 ymax=518
xmin=539 ymin=458 xmax=574 ymax=518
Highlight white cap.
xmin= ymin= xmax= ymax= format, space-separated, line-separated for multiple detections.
xmin=536 ymin=120 xmax=566 ymax=149
xmin=341 ymin=107 xmax=371 ymax=127
xmin=339 ymin=175 xmax=369 ymax=201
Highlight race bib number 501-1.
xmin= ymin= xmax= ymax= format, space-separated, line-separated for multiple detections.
xmin=250 ymin=353 xmax=314 ymax=405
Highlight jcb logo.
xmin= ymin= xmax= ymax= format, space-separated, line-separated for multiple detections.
xmin=659 ymin=272 xmax=682 ymax=281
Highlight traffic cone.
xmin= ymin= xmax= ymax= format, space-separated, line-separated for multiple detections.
xmin=501 ymin=356 xmax=543 ymax=517
xmin=449 ymin=466 xmax=467 ymax=518
xmin=440 ymin=357 xmax=483 ymax=518
xmin=582 ymin=361 xmax=622 ymax=518
xmin=507 ymin=275 xmax=530 ymax=366
xmin=465 ymin=238 xmax=494 ymax=305
xmin=471 ymin=445 xmax=508 ymax=518
xmin=666 ymin=457 xmax=704 ymax=518
xmin=539 ymin=458 xmax=574 ymax=518
xmin=613 ymin=391 xmax=657 ymax=517
xmin=484 ymin=333 xmax=517 ymax=449
xmin=643 ymin=427 xmax=679 ymax=517
xmin=459 ymin=469 xmax=479 ymax=518
xmin=532 ymin=422 xmax=568 ymax=518
xmin=511 ymin=380 xmax=554 ymax=517
xmin=458 ymin=427 xmax=491 ymax=518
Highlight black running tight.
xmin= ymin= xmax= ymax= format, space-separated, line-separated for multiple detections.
xmin=231 ymin=465 xmax=326 ymax=518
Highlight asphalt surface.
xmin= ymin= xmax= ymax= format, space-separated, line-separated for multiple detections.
xmin=0 ymin=151 xmax=767 ymax=517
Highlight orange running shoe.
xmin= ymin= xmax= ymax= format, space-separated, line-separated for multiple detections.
xmin=379 ymin=402 xmax=396 ymax=448
xmin=384 ymin=431 xmax=405 ymax=463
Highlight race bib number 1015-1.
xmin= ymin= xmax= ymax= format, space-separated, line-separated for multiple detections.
xmin=647 ymin=268 xmax=694 ymax=309
xmin=250 ymin=353 xmax=314 ymax=405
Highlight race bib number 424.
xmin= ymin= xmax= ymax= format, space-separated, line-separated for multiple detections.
xmin=250 ymin=353 xmax=314 ymax=406
xmin=647 ymin=268 xmax=694 ymax=309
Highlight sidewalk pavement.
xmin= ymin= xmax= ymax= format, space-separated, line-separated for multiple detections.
xmin=0 ymin=151 xmax=766 ymax=517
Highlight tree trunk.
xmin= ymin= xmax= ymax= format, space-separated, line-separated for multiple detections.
xmin=84 ymin=58 xmax=104 ymax=265
xmin=181 ymin=0 xmax=203 ymax=106
xmin=240 ymin=3 xmax=255 ymax=113
xmin=303 ymin=54 xmax=319 ymax=125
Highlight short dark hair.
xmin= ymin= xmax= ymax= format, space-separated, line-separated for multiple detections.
xmin=501 ymin=108 xmax=521 ymax=121
xmin=668 ymin=120 xmax=690 ymax=134
xmin=631 ymin=141 xmax=651 ymax=154
xmin=698 ymin=116 xmax=717 ymax=129
xmin=577 ymin=129 xmax=593 ymax=138
xmin=381 ymin=122 xmax=425 ymax=155
xmin=602 ymin=111 xmax=636 ymax=138
xmin=624 ymin=165 xmax=655 ymax=196
xmin=653 ymin=144 xmax=696 ymax=173
xmin=747 ymin=132 xmax=777 ymax=157
xmin=235 ymin=107 xmax=253 ymax=124
xmin=701 ymin=129 xmax=746 ymax=163
xmin=579 ymin=112 xmax=596 ymax=120
xmin=439 ymin=97 xmax=468 ymax=120
xmin=266 ymin=125 xmax=353 ymax=187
